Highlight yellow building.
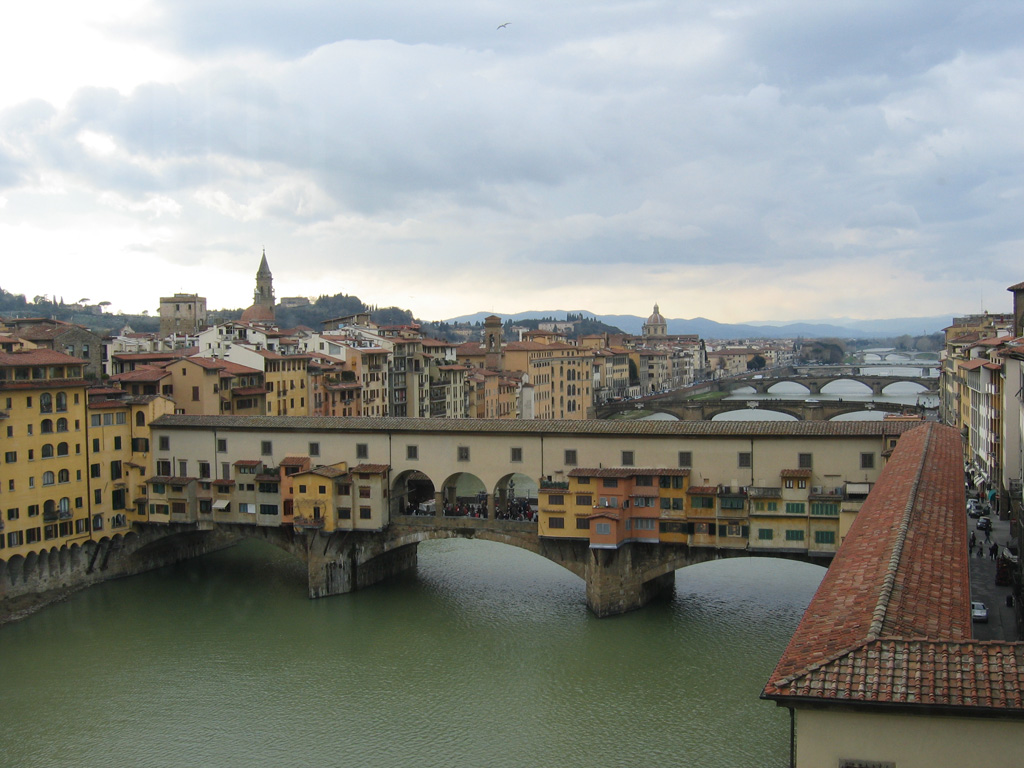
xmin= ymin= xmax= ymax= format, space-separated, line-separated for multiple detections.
xmin=1 ymin=350 xmax=91 ymax=559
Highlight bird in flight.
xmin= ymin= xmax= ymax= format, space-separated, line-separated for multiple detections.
xmin=497 ymin=22 xmax=511 ymax=29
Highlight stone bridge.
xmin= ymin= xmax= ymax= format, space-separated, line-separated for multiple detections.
xmin=1 ymin=514 xmax=830 ymax=620
xmin=723 ymin=371 xmax=936 ymax=396
xmin=598 ymin=397 xmax=925 ymax=422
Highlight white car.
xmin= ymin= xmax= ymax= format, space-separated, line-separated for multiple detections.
xmin=972 ymin=601 xmax=989 ymax=623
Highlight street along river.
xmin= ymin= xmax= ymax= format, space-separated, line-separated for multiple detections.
xmin=0 ymin=538 xmax=824 ymax=768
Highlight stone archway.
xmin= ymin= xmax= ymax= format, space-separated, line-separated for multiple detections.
xmin=440 ymin=472 xmax=488 ymax=518
xmin=493 ymin=472 xmax=539 ymax=520
xmin=391 ymin=469 xmax=437 ymax=516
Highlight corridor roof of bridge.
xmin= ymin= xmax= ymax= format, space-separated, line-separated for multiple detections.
xmin=151 ymin=415 xmax=921 ymax=439
xmin=763 ymin=422 xmax=1024 ymax=714
xmin=568 ymin=468 xmax=690 ymax=477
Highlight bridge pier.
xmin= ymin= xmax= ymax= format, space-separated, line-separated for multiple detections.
xmin=584 ymin=545 xmax=675 ymax=617
xmin=304 ymin=532 xmax=419 ymax=599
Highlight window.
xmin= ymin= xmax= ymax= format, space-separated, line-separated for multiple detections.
xmin=110 ymin=461 xmax=122 ymax=480
xmin=798 ymin=453 xmax=812 ymax=469
xmin=738 ymin=452 xmax=751 ymax=468
xmin=457 ymin=446 xmax=470 ymax=461
xmin=318 ymin=485 xmax=327 ymax=494
xmin=261 ymin=441 xmax=273 ymax=456
xmin=564 ymin=449 xmax=577 ymax=466
xmin=621 ymin=450 xmax=634 ymax=466
xmin=41 ymin=419 xmax=53 ymax=433
xmin=3 ymin=451 xmax=16 ymax=463
xmin=814 ymin=530 xmax=836 ymax=545
xmin=678 ymin=451 xmax=692 ymax=468
xmin=692 ymin=496 xmax=714 ymax=509
xmin=298 ymin=485 xmax=307 ymax=493
xmin=356 ymin=443 xmax=368 ymax=459
xmin=407 ymin=445 xmax=418 ymax=460
xmin=860 ymin=453 xmax=875 ymax=469
xmin=58 ymin=469 xmax=69 ymax=483
xmin=41 ymin=444 xmax=54 ymax=459
xmin=548 ymin=517 xmax=565 ymax=529
xmin=635 ymin=518 xmax=656 ymax=531
xmin=758 ymin=528 xmax=774 ymax=540
xmin=785 ymin=529 xmax=805 ymax=542
xmin=192 ymin=386 xmax=200 ymax=401
xmin=810 ymin=503 xmax=839 ymax=517
xmin=57 ymin=442 xmax=69 ymax=456
xmin=91 ymin=463 xmax=101 ymax=479
xmin=575 ymin=495 xmax=592 ymax=506
xmin=576 ymin=518 xmax=590 ymax=530
xmin=199 ymin=461 xmax=211 ymax=479
xmin=259 ymin=504 xmax=279 ymax=515
xmin=6 ymin=508 xmax=19 ymax=520
xmin=785 ymin=502 xmax=805 ymax=515
xmin=159 ymin=436 xmax=170 ymax=451
xmin=94 ymin=489 xmax=103 ymax=505
xmin=359 ymin=487 xmax=371 ymax=498
xmin=309 ymin=442 xmax=320 ymax=457
xmin=217 ymin=438 xmax=227 ymax=453
xmin=602 ymin=478 xmax=618 ymax=488
xmin=56 ymin=418 xmax=68 ymax=432
xmin=784 ymin=479 xmax=794 ymax=489
xmin=336 ymin=484 xmax=351 ymax=495
xmin=510 ymin=447 xmax=522 ymax=463
xmin=797 ymin=480 xmax=807 ymax=490
xmin=359 ymin=507 xmax=372 ymax=520
xmin=547 ymin=495 xmax=564 ymax=505
xmin=40 ymin=393 xmax=52 ymax=413
xmin=113 ymin=436 xmax=121 ymax=450
xmin=338 ymin=507 xmax=351 ymax=519
xmin=595 ymin=522 xmax=611 ymax=536
xmin=156 ymin=460 xmax=172 ymax=476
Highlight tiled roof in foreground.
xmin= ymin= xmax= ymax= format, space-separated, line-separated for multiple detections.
xmin=151 ymin=414 xmax=920 ymax=439
xmin=763 ymin=422 xmax=1024 ymax=714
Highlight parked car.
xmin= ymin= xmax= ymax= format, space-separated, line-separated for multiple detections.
xmin=977 ymin=516 xmax=992 ymax=531
xmin=968 ymin=500 xmax=982 ymax=518
xmin=972 ymin=601 xmax=989 ymax=623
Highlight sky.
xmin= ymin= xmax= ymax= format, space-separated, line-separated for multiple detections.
xmin=0 ymin=1 xmax=1022 ymax=324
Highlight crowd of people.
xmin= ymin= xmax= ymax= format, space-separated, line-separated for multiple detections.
xmin=399 ymin=495 xmax=537 ymax=521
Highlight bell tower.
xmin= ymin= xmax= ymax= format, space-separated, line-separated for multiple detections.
xmin=484 ymin=315 xmax=503 ymax=370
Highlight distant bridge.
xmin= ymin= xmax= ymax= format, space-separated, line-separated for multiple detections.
xmin=597 ymin=398 xmax=925 ymax=422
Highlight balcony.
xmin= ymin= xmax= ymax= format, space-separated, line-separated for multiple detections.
xmin=292 ymin=515 xmax=325 ymax=529
xmin=747 ymin=486 xmax=781 ymax=499
xmin=540 ymin=480 xmax=569 ymax=490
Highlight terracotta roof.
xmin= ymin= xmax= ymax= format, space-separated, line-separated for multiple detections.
xmin=279 ymin=456 xmax=309 ymax=467
xmin=0 ymin=349 xmax=87 ymax=366
xmin=780 ymin=468 xmax=813 ymax=478
xmin=233 ymin=460 xmax=262 ymax=467
xmin=687 ymin=486 xmax=718 ymax=494
xmin=351 ymin=463 xmax=389 ymax=474
xmin=109 ymin=366 xmax=170 ymax=383
xmin=568 ymin=467 xmax=690 ymax=478
xmin=151 ymin=414 xmax=921 ymax=440
xmin=761 ymin=423 xmax=1018 ymax=713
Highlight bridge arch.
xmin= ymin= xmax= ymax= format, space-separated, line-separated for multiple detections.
xmin=711 ymin=407 xmax=799 ymax=421
xmin=392 ymin=469 xmax=437 ymax=516
xmin=766 ymin=381 xmax=811 ymax=394
xmin=493 ymin=472 xmax=538 ymax=520
xmin=440 ymin=471 xmax=487 ymax=516
xmin=880 ymin=380 xmax=930 ymax=395
xmin=820 ymin=379 xmax=872 ymax=395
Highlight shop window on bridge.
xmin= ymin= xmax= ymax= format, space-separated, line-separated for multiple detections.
xmin=238 ymin=503 xmax=255 ymax=514
xmin=786 ymin=502 xmax=806 ymax=515
xmin=199 ymin=499 xmax=212 ymax=514
xmin=694 ymin=522 xmax=709 ymax=534
xmin=860 ymin=452 xmax=875 ymax=469
xmin=635 ymin=475 xmax=653 ymax=486
xmin=576 ymin=517 xmax=590 ymax=530
xmin=758 ymin=528 xmax=774 ymax=540
xmin=814 ymin=530 xmax=836 ymax=545
xmin=338 ymin=507 xmax=351 ymax=519
xmin=721 ymin=497 xmax=745 ymax=510
xmin=259 ymin=504 xmax=279 ymax=515
xmin=575 ymin=494 xmax=592 ymax=506
xmin=359 ymin=507 xmax=372 ymax=520
xmin=358 ymin=486 xmax=371 ymax=498
xmin=598 ymin=497 xmax=618 ymax=508
xmin=258 ymin=482 xmax=278 ymax=493
xmin=785 ymin=529 xmax=805 ymax=541
xmin=595 ymin=521 xmax=610 ymax=535
xmin=548 ymin=495 xmax=565 ymax=505
xmin=602 ymin=478 xmax=618 ymax=488
xmin=691 ymin=496 xmax=714 ymax=509
xmin=564 ymin=449 xmax=577 ymax=466
xmin=172 ymin=502 xmax=187 ymax=515
xmin=660 ymin=498 xmax=671 ymax=510
xmin=724 ymin=523 xmax=745 ymax=537
xmin=635 ymin=518 xmax=656 ymax=531
xmin=810 ymin=502 xmax=839 ymax=517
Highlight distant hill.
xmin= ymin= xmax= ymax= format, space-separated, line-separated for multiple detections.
xmin=444 ymin=310 xmax=955 ymax=339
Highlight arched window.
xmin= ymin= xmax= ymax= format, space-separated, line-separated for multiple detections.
xmin=55 ymin=392 xmax=67 ymax=412
xmin=57 ymin=442 xmax=69 ymax=457
xmin=56 ymin=418 xmax=68 ymax=432
xmin=136 ymin=412 xmax=146 ymax=427
xmin=58 ymin=469 xmax=69 ymax=483
xmin=41 ymin=444 xmax=54 ymax=459
xmin=93 ymin=515 xmax=104 ymax=531
xmin=43 ymin=500 xmax=56 ymax=515
xmin=40 ymin=393 xmax=53 ymax=413
xmin=41 ymin=419 xmax=54 ymax=433
xmin=59 ymin=498 xmax=70 ymax=514
xmin=42 ymin=471 xmax=55 ymax=486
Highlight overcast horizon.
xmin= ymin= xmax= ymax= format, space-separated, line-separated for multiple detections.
xmin=1 ymin=2 xmax=1021 ymax=323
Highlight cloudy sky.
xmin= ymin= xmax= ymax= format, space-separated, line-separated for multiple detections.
xmin=1 ymin=1 xmax=1021 ymax=323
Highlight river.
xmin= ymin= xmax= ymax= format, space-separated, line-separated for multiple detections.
xmin=0 ymin=539 xmax=824 ymax=768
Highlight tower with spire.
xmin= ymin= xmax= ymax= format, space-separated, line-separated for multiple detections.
xmin=241 ymin=250 xmax=277 ymax=324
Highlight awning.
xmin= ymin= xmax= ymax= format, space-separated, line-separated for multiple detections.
xmin=212 ymin=499 xmax=230 ymax=510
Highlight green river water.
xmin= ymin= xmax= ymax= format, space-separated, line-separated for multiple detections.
xmin=0 ymin=539 xmax=824 ymax=767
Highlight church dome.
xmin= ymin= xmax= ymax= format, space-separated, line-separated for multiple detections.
xmin=647 ymin=304 xmax=665 ymax=325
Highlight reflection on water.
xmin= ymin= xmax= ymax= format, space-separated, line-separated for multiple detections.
xmin=0 ymin=539 xmax=823 ymax=768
